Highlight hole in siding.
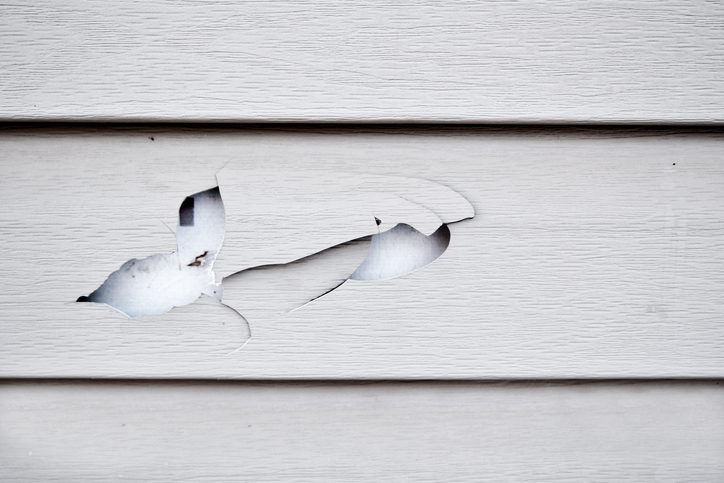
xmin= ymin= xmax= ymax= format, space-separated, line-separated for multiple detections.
xmin=77 ymin=175 xmax=472 ymax=323
xmin=287 ymin=223 xmax=451 ymax=310
xmin=77 ymin=187 xmax=225 ymax=318
xmin=349 ymin=223 xmax=450 ymax=281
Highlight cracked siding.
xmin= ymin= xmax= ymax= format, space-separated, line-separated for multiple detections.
xmin=1 ymin=127 xmax=724 ymax=378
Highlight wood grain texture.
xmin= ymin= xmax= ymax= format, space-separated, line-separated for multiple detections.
xmin=1 ymin=1 xmax=723 ymax=123
xmin=1 ymin=381 xmax=723 ymax=482
xmin=1 ymin=127 xmax=724 ymax=378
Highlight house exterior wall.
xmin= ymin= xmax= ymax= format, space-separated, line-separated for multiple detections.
xmin=1 ymin=2 xmax=723 ymax=480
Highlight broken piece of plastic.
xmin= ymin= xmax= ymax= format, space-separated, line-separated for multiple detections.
xmin=214 ymin=168 xmax=472 ymax=278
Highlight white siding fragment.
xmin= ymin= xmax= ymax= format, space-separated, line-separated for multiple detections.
xmin=215 ymin=167 xmax=472 ymax=278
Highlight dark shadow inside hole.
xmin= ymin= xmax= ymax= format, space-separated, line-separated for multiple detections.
xmin=179 ymin=197 xmax=195 ymax=226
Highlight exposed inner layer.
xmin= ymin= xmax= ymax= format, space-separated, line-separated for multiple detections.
xmin=77 ymin=173 xmax=472 ymax=319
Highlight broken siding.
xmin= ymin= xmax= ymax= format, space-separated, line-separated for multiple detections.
xmin=3 ymin=3 xmax=723 ymax=480
xmin=1 ymin=1 xmax=723 ymax=124
xmin=1 ymin=126 xmax=723 ymax=379
xmin=75 ymin=170 xmax=464 ymax=319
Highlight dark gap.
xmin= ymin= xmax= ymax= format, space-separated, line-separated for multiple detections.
xmin=301 ymin=280 xmax=347 ymax=306
xmin=179 ymin=197 xmax=194 ymax=226
xmin=187 ymin=251 xmax=208 ymax=267
xmin=223 ymin=236 xmax=373 ymax=280
xmin=0 ymin=378 xmax=720 ymax=387
xmin=3 ymin=122 xmax=724 ymax=132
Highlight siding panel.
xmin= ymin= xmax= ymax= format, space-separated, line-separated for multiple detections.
xmin=1 ymin=1 xmax=723 ymax=123
xmin=2 ymin=381 xmax=722 ymax=482
xmin=1 ymin=127 xmax=722 ymax=378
